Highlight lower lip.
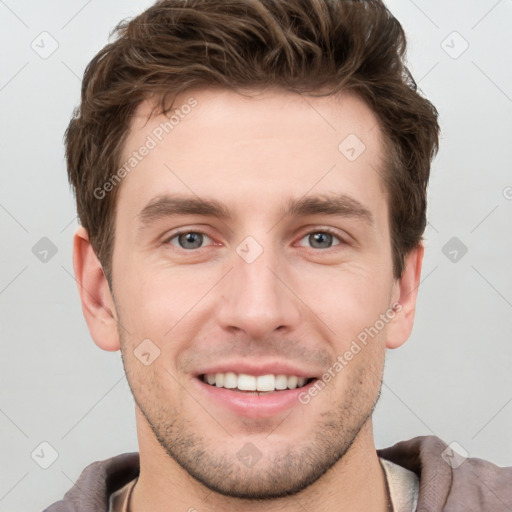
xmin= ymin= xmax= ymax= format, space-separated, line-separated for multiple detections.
xmin=193 ymin=377 xmax=317 ymax=419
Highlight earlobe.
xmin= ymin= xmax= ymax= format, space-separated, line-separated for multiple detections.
xmin=385 ymin=244 xmax=424 ymax=349
xmin=73 ymin=226 xmax=120 ymax=351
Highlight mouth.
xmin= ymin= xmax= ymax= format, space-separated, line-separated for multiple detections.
xmin=199 ymin=372 xmax=317 ymax=394
xmin=193 ymin=363 xmax=321 ymax=418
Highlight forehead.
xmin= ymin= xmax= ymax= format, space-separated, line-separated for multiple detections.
xmin=129 ymin=87 xmax=382 ymax=154
xmin=117 ymin=88 xmax=387 ymax=223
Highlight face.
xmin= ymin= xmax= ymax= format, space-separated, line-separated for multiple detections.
xmin=109 ymin=88 xmax=402 ymax=499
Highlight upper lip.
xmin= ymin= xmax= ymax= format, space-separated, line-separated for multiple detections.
xmin=194 ymin=360 xmax=320 ymax=379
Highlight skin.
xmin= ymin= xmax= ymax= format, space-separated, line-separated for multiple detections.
xmin=73 ymin=88 xmax=423 ymax=511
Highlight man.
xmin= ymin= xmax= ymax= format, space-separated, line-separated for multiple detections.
xmin=44 ymin=0 xmax=511 ymax=511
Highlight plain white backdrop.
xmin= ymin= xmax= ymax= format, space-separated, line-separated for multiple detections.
xmin=1 ymin=1 xmax=511 ymax=510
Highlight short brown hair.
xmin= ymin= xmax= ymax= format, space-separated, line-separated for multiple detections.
xmin=65 ymin=0 xmax=439 ymax=283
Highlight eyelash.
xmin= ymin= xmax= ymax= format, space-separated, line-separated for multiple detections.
xmin=164 ymin=228 xmax=345 ymax=251
xmin=297 ymin=228 xmax=345 ymax=249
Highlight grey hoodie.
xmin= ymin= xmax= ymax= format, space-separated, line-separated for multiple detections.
xmin=43 ymin=435 xmax=512 ymax=511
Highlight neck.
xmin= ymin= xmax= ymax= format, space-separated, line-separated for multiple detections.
xmin=130 ymin=410 xmax=389 ymax=512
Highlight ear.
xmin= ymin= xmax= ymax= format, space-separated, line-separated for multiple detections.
xmin=73 ymin=226 xmax=120 ymax=351
xmin=385 ymin=244 xmax=424 ymax=349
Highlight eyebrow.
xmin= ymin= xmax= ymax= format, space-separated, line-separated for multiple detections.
xmin=137 ymin=193 xmax=374 ymax=227
xmin=138 ymin=196 xmax=231 ymax=225
xmin=283 ymin=193 xmax=374 ymax=226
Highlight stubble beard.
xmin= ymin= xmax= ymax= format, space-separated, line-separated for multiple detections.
xmin=121 ymin=341 xmax=384 ymax=501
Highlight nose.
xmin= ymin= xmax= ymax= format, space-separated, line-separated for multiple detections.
xmin=216 ymin=241 xmax=301 ymax=340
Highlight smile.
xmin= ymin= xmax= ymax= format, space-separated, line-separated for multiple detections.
xmin=194 ymin=372 xmax=319 ymax=418
xmin=200 ymin=372 xmax=315 ymax=393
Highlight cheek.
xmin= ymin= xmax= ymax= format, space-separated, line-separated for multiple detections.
xmin=298 ymin=265 xmax=391 ymax=335
xmin=115 ymin=258 xmax=208 ymax=336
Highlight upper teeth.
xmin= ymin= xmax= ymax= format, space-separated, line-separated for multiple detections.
xmin=202 ymin=372 xmax=308 ymax=391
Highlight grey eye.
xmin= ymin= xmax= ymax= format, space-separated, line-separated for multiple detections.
xmin=298 ymin=231 xmax=341 ymax=249
xmin=169 ymin=232 xmax=211 ymax=250
xmin=309 ymin=232 xmax=334 ymax=249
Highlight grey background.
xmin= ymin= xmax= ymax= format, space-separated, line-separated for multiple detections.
xmin=1 ymin=0 xmax=511 ymax=510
